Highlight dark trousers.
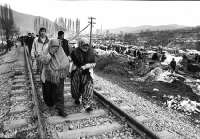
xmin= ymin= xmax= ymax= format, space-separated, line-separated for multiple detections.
xmin=28 ymin=45 xmax=32 ymax=55
xmin=42 ymin=78 xmax=64 ymax=112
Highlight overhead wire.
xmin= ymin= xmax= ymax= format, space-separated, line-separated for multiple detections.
xmin=69 ymin=23 xmax=90 ymax=41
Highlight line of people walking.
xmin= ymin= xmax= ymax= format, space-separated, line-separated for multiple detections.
xmin=31 ymin=27 xmax=96 ymax=117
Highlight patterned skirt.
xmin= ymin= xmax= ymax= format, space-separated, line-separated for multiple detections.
xmin=71 ymin=69 xmax=93 ymax=107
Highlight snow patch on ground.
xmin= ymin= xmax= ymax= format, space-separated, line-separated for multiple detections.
xmin=136 ymin=67 xmax=177 ymax=83
xmin=161 ymin=52 xmax=182 ymax=66
xmin=95 ymin=49 xmax=117 ymax=56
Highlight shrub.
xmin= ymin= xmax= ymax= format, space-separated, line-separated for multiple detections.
xmin=95 ymin=54 xmax=118 ymax=70
xmin=95 ymin=53 xmax=130 ymax=76
xmin=103 ymin=63 xmax=129 ymax=76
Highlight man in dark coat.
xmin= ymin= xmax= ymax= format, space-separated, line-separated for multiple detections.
xmin=170 ymin=58 xmax=176 ymax=73
xmin=6 ymin=38 xmax=13 ymax=51
xmin=161 ymin=52 xmax=166 ymax=62
xmin=152 ymin=52 xmax=159 ymax=61
xmin=57 ymin=31 xmax=70 ymax=56
xmin=25 ymin=33 xmax=35 ymax=55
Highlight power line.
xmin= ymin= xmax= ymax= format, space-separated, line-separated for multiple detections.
xmin=69 ymin=23 xmax=90 ymax=41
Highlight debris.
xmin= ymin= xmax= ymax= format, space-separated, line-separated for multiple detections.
xmin=144 ymin=67 xmax=175 ymax=83
xmin=130 ymin=78 xmax=134 ymax=81
xmin=68 ymin=125 xmax=74 ymax=130
xmin=153 ymin=88 xmax=159 ymax=92
xmin=165 ymin=95 xmax=200 ymax=114
xmin=195 ymin=120 xmax=200 ymax=123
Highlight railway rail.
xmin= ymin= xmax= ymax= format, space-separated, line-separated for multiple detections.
xmin=25 ymin=45 xmax=160 ymax=139
xmin=1 ymin=45 xmax=160 ymax=138
xmin=0 ymin=46 xmax=40 ymax=138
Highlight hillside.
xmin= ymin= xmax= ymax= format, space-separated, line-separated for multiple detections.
xmin=12 ymin=10 xmax=54 ymax=34
xmin=8 ymin=9 xmax=191 ymax=35
xmin=13 ymin=10 xmax=35 ymax=33
xmin=109 ymin=24 xmax=188 ymax=34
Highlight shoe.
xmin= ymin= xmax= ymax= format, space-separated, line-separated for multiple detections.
xmin=85 ymin=106 xmax=93 ymax=113
xmin=48 ymin=106 xmax=56 ymax=115
xmin=74 ymin=99 xmax=80 ymax=105
xmin=58 ymin=111 xmax=67 ymax=117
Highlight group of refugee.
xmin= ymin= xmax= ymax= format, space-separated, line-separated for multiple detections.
xmin=29 ymin=27 xmax=96 ymax=117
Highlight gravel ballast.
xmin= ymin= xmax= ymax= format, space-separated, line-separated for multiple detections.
xmin=94 ymin=74 xmax=200 ymax=139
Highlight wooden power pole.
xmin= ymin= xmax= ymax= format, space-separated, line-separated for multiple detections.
xmin=88 ymin=17 xmax=96 ymax=47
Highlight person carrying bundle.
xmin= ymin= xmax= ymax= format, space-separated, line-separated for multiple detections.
xmin=39 ymin=39 xmax=70 ymax=117
xmin=70 ymin=38 xmax=96 ymax=112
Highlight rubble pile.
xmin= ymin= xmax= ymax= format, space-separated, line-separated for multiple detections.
xmin=135 ymin=66 xmax=180 ymax=83
xmin=135 ymin=64 xmax=200 ymax=115
xmin=165 ymin=95 xmax=200 ymax=115
xmin=184 ymin=78 xmax=200 ymax=96
xmin=146 ymin=67 xmax=173 ymax=83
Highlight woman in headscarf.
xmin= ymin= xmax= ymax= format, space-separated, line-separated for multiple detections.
xmin=39 ymin=39 xmax=70 ymax=117
xmin=70 ymin=38 xmax=96 ymax=112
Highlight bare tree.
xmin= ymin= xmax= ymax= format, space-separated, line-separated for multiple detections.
xmin=34 ymin=17 xmax=52 ymax=34
xmin=0 ymin=4 xmax=18 ymax=40
xmin=64 ymin=18 xmax=67 ymax=29
xmin=76 ymin=18 xmax=80 ymax=34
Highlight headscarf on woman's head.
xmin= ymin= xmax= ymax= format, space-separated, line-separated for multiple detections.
xmin=78 ymin=37 xmax=90 ymax=52
xmin=49 ymin=38 xmax=60 ymax=47
xmin=78 ymin=38 xmax=89 ymax=47
xmin=48 ymin=39 xmax=60 ymax=54
xmin=71 ymin=37 xmax=95 ymax=67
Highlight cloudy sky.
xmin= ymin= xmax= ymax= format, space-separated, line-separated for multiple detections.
xmin=0 ymin=0 xmax=200 ymax=31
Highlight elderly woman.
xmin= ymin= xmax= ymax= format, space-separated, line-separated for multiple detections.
xmin=70 ymin=38 xmax=96 ymax=112
xmin=39 ymin=39 xmax=69 ymax=117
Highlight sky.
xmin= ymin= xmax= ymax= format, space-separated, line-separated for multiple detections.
xmin=1 ymin=0 xmax=200 ymax=31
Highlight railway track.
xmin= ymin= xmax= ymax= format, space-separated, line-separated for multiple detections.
xmin=0 ymin=47 xmax=40 ymax=138
xmin=0 ymin=46 xmax=160 ymax=138
xmin=26 ymin=45 xmax=160 ymax=139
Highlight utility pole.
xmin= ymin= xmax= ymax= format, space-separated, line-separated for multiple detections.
xmin=88 ymin=17 xmax=96 ymax=47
